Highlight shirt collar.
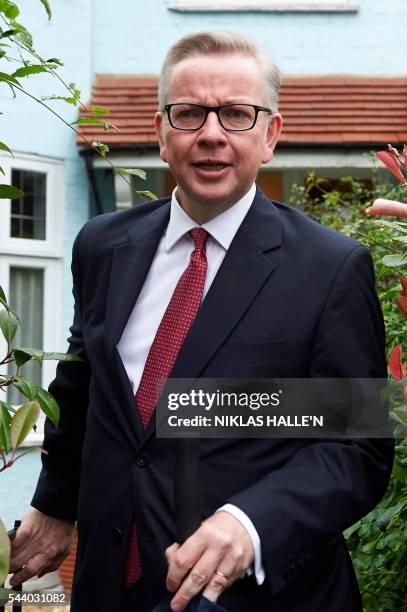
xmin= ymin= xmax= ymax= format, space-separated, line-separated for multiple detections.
xmin=165 ymin=184 xmax=256 ymax=252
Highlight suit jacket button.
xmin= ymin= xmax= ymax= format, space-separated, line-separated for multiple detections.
xmin=112 ymin=527 xmax=123 ymax=541
xmin=136 ymin=452 xmax=150 ymax=467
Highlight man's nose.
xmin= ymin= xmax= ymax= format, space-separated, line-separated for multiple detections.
xmin=197 ymin=110 xmax=227 ymax=145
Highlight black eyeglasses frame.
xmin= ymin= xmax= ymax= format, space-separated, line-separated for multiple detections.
xmin=162 ymin=102 xmax=273 ymax=132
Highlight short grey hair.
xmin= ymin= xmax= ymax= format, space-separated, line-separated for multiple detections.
xmin=158 ymin=30 xmax=281 ymax=113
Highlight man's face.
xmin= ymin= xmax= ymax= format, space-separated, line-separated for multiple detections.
xmin=155 ymin=54 xmax=282 ymax=219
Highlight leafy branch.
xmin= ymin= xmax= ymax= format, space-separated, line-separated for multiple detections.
xmin=0 ymin=1 xmax=156 ymax=201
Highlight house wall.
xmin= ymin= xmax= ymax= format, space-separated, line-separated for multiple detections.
xmin=0 ymin=0 xmax=92 ymax=346
xmin=93 ymin=0 xmax=407 ymax=75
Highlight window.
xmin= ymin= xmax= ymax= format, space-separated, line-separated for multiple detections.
xmin=168 ymin=0 xmax=359 ymax=11
xmin=0 ymin=153 xmax=63 ymax=444
xmin=7 ymin=267 xmax=44 ymax=405
xmin=11 ymin=170 xmax=46 ymax=240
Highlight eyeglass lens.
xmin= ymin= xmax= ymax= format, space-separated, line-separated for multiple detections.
xmin=169 ymin=104 xmax=257 ymax=130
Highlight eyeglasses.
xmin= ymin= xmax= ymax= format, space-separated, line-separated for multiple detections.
xmin=162 ymin=103 xmax=272 ymax=132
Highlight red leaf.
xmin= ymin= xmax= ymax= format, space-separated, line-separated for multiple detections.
xmin=396 ymin=295 xmax=407 ymax=321
xmin=400 ymin=276 xmax=407 ymax=297
xmin=376 ymin=151 xmax=405 ymax=183
xmin=389 ymin=344 xmax=404 ymax=380
xmin=366 ymin=199 xmax=407 ymax=217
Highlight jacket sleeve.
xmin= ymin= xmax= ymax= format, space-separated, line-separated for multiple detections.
xmin=227 ymin=245 xmax=395 ymax=595
xmin=31 ymin=228 xmax=91 ymax=522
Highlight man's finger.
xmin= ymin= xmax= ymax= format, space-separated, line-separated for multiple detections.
xmin=165 ymin=542 xmax=180 ymax=564
xmin=9 ymin=525 xmax=32 ymax=557
xmin=10 ymin=544 xmax=37 ymax=574
xmin=169 ymin=549 xmax=223 ymax=611
xmin=202 ymin=567 xmax=233 ymax=603
xmin=9 ymin=553 xmax=48 ymax=587
xmin=166 ymin=535 xmax=206 ymax=592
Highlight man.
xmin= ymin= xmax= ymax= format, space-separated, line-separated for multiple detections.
xmin=10 ymin=31 xmax=393 ymax=612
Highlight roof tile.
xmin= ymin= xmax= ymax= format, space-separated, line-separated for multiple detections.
xmin=77 ymin=75 xmax=407 ymax=148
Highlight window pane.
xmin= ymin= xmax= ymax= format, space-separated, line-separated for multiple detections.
xmin=10 ymin=170 xmax=46 ymax=240
xmin=7 ymin=268 xmax=44 ymax=405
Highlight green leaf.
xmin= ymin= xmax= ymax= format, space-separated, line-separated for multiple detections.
xmin=0 ymin=1 xmax=19 ymax=19
xmin=12 ymin=65 xmax=48 ymax=78
xmin=0 ymin=307 xmax=18 ymax=342
xmin=0 ymin=519 xmax=10 ymax=586
xmin=376 ymin=500 xmax=407 ymax=530
xmin=136 ymin=190 xmax=157 ymax=201
xmin=10 ymin=400 xmax=40 ymax=449
xmin=392 ymin=408 xmax=407 ymax=425
xmin=46 ymin=57 xmax=63 ymax=66
xmin=117 ymin=167 xmax=146 ymax=180
xmin=91 ymin=141 xmax=109 ymax=157
xmin=0 ymin=167 xmax=5 ymax=176
xmin=372 ymin=219 xmax=407 ymax=234
xmin=37 ymin=388 xmax=59 ymax=427
xmin=9 ymin=22 xmax=33 ymax=47
xmin=12 ymin=349 xmax=32 ymax=368
xmin=91 ymin=106 xmax=109 ymax=116
xmin=381 ymin=254 xmax=407 ymax=268
xmin=12 ymin=346 xmax=46 ymax=364
xmin=12 ymin=348 xmax=80 ymax=365
xmin=41 ymin=94 xmax=78 ymax=106
xmin=0 ymin=286 xmax=6 ymax=303
xmin=0 ymin=295 xmax=20 ymax=324
xmin=0 ymin=70 xmax=19 ymax=85
xmin=0 ymin=140 xmax=13 ymax=156
xmin=12 ymin=377 xmax=39 ymax=400
xmin=39 ymin=0 xmax=52 ymax=19
xmin=0 ymin=184 xmax=23 ymax=199
xmin=0 ymin=401 xmax=12 ymax=453
xmin=42 ymin=351 xmax=83 ymax=362
xmin=0 ymin=29 xmax=17 ymax=38
xmin=394 ymin=235 xmax=407 ymax=244
xmin=72 ymin=117 xmax=105 ymax=126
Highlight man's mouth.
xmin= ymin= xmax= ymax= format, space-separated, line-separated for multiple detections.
xmin=196 ymin=163 xmax=227 ymax=170
xmin=192 ymin=162 xmax=231 ymax=174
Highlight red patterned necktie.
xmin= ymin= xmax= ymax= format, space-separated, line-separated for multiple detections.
xmin=125 ymin=227 xmax=209 ymax=587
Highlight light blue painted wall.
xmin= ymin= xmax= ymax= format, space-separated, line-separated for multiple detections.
xmin=0 ymin=0 xmax=92 ymax=346
xmin=92 ymin=0 xmax=407 ymax=76
xmin=1 ymin=454 xmax=42 ymax=531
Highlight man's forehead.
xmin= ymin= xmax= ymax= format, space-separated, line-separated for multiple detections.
xmin=167 ymin=53 xmax=265 ymax=101
xmin=170 ymin=52 xmax=261 ymax=78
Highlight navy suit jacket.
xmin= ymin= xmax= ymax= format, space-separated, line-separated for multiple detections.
xmin=32 ymin=188 xmax=394 ymax=611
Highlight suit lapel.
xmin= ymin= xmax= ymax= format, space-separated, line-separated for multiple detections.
xmin=104 ymin=201 xmax=171 ymax=443
xmin=140 ymin=188 xmax=283 ymax=445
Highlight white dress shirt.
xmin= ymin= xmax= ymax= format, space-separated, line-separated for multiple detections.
xmin=117 ymin=183 xmax=265 ymax=584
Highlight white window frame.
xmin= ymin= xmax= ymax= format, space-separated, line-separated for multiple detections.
xmin=168 ymin=0 xmax=359 ymax=11
xmin=0 ymin=154 xmax=64 ymax=258
xmin=0 ymin=153 xmax=64 ymax=445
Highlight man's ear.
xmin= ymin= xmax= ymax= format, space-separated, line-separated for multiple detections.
xmin=262 ymin=112 xmax=283 ymax=164
xmin=154 ymin=112 xmax=168 ymax=163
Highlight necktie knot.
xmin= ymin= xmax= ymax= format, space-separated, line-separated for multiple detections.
xmin=190 ymin=227 xmax=209 ymax=252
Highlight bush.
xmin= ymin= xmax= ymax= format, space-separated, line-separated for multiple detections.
xmin=289 ymin=172 xmax=407 ymax=611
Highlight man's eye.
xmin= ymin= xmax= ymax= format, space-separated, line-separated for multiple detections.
xmin=222 ymin=107 xmax=252 ymax=120
xmin=175 ymin=109 xmax=202 ymax=120
xmin=227 ymin=110 xmax=245 ymax=118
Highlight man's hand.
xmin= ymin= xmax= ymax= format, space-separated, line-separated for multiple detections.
xmin=165 ymin=511 xmax=254 ymax=612
xmin=9 ymin=506 xmax=75 ymax=587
